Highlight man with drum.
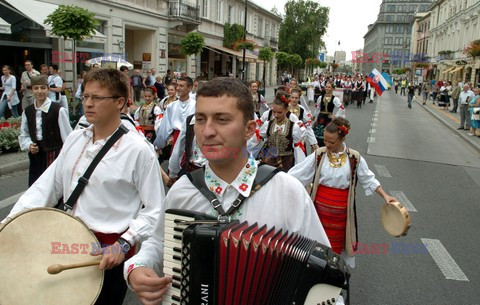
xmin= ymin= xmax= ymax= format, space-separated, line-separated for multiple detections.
xmin=3 ymin=69 xmax=165 ymax=305
xmin=123 ymin=78 xmax=340 ymax=305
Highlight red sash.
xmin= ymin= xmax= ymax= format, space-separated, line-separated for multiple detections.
xmin=314 ymin=185 xmax=349 ymax=254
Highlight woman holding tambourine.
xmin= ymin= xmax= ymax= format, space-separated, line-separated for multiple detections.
xmin=289 ymin=117 xmax=402 ymax=268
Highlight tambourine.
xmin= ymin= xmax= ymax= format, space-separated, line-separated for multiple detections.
xmin=0 ymin=208 xmax=103 ymax=305
xmin=381 ymin=201 xmax=411 ymax=237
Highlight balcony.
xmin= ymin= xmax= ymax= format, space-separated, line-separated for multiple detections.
xmin=270 ymin=37 xmax=278 ymax=44
xmin=169 ymin=1 xmax=200 ymax=26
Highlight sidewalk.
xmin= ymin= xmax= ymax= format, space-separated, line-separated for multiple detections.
xmin=0 ymin=151 xmax=29 ymax=176
xmin=414 ymin=96 xmax=480 ymax=154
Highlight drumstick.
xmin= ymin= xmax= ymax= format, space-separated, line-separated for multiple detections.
xmin=47 ymin=260 xmax=102 ymax=274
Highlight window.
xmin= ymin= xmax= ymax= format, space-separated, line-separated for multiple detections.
xmin=216 ymin=0 xmax=222 ymax=21
xmin=265 ymin=22 xmax=270 ymax=38
xmin=258 ymin=17 xmax=264 ymax=37
xmin=228 ymin=5 xmax=233 ymax=24
xmin=386 ymin=15 xmax=394 ymax=21
xmin=238 ymin=8 xmax=243 ymax=25
xmin=271 ymin=24 xmax=276 ymax=38
xmin=396 ymin=25 xmax=403 ymax=33
xmin=384 ymin=37 xmax=393 ymax=45
xmin=387 ymin=5 xmax=395 ymax=12
xmin=202 ymin=0 xmax=208 ymax=18
xmin=395 ymin=37 xmax=404 ymax=45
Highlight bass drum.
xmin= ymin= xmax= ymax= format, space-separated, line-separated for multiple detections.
xmin=0 ymin=208 xmax=103 ymax=305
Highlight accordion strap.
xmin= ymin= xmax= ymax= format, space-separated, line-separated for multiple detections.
xmin=187 ymin=163 xmax=280 ymax=221
xmin=64 ymin=124 xmax=129 ymax=211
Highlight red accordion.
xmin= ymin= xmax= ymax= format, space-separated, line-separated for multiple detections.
xmin=163 ymin=209 xmax=349 ymax=305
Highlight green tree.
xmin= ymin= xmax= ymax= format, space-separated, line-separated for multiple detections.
xmin=287 ymin=54 xmax=303 ymax=77
xmin=258 ymin=47 xmax=274 ymax=90
xmin=180 ymin=32 xmax=205 ymax=55
xmin=275 ymin=52 xmax=289 ymax=69
xmin=45 ymin=5 xmax=98 ymax=88
xmin=279 ymin=0 xmax=329 ymax=62
xmin=223 ymin=23 xmax=245 ymax=49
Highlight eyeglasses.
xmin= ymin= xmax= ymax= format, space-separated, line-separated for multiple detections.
xmin=81 ymin=95 xmax=121 ymax=103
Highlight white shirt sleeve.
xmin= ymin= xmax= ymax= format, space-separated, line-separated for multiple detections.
xmin=288 ymin=149 xmax=316 ymax=186
xmin=168 ymin=118 xmax=187 ymax=178
xmin=58 ymin=107 xmax=72 ymax=143
xmin=18 ymin=111 xmax=33 ymax=151
xmin=333 ymin=97 xmax=346 ymax=118
xmin=356 ymin=156 xmax=381 ymax=196
xmin=154 ymin=106 xmax=163 ymax=132
xmin=154 ymin=105 xmax=173 ymax=149
xmin=292 ymin=122 xmax=306 ymax=164
xmin=134 ymin=107 xmax=141 ymax=121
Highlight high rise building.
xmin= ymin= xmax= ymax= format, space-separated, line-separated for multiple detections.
xmin=334 ymin=51 xmax=346 ymax=64
xmin=362 ymin=0 xmax=433 ymax=75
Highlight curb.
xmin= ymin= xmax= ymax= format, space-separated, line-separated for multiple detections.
xmin=416 ymin=100 xmax=480 ymax=154
xmin=0 ymin=159 xmax=29 ymax=176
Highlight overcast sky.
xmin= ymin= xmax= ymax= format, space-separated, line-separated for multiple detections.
xmin=253 ymin=0 xmax=384 ymax=60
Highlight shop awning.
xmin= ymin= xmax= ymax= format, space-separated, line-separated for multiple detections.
xmin=442 ymin=67 xmax=455 ymax=73
xmin=0 ymin=17 xmax=11 ymax=34
xmin=4 ymin=0 xmax=107 ymax=43
xmin=449 ymin=66 xmax=463 ymax=74
xmin=206 ymin=44 xmax=258 ymax=62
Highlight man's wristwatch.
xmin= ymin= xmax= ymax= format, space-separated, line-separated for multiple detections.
xmin=117 ymin=237 xmax=132 ymax=253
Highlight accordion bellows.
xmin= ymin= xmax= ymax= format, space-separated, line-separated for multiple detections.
xmin=163 ymin=209 xmax=350 ymax=305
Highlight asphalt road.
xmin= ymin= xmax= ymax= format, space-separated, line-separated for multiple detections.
xmin=1 ymin=89 xmax=479 ymax=305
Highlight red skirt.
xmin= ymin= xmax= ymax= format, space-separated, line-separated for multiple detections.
xmin=314 ymin=185 xmax=349 ymax=254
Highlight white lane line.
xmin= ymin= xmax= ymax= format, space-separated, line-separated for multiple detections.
xmin=372 ymin=117 xmax=378 ymax=121
xmin=371 ymin=122 xmax=377 ymax=127
xmin=370 ymin=129 xmax=377 ymax=134
xmin=420 ymin=238 xmax=469 ymax=282
xmin=374 ymin=164 xmax=391 ymax=178
xmin=367 ymin=137 xmax=375 ymax=143
xmin=0 ymin=191 xmax=24 ymax=209
xmin=389 ymin=191 xmax=417 ymax=212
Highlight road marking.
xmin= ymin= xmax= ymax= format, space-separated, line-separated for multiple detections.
xmin=420 ymin=238 xmax=469 ymax=281
xmin=367 ymin=137 xmax=375 ymax=143
xmin=370 ymin=129 xmax=376 ymax=134
xmin=372 ymin=117 xmax=378 ymax=121
xmin=389 ymin=191 xmax=417 ymax=212
xmin=374 ymin=164 xmax=391 ymax=177
xmin=371 ymin=122 xmax=377 ymax=127
xmin=0 ymin=191 xmax=24 ymax=209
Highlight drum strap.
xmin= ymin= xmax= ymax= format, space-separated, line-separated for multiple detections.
xmin=64 ymin=125 xmax=129 ymax=211
xmin=187 ymin=163 xmax=280 ymax=223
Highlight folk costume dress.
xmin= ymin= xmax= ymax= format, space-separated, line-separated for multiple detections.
xmin=252 ymin=91 xmax=269 ymax=117
xmin=289 ymin=104 xmax=318 ymax=147
xmin=289 ymin=144 xmax=381 ymax=267
xmin=134 ymin=102 xmax=162 ymax=143
xmin=313 ymin=94 xmax=345 ymax=145
xmin=259 ymin=116 xmax=306 ymax=171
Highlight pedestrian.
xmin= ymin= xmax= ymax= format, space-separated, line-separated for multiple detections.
xmin=458 ymin=84 xmax=475 ymax=130
xmin=158 ymin=83 xmax=177 ymax=111
xmin=250 ymin=80 xmax=269 ymax=117
xmin=289 ymin=88 xmax=319 ymax=150
xmin=468 ymin=87 xmax=480 ymax=137
xmin=20 ymin=60 xmax=40 ymax=112
xmin=407 ymin=81 xmax=416 ymax=109
xmin=450 ymin=81 xmax=461 ymax=113
xmin=400 ymin=78 xmax=407 ymax=96
xmin=131 ymin=69 xmax=144 ymax=102
xmin=5 ymin=69 xmax=165 ymax=305
xmin=125 ymin=77 xmax=332 ymax=304
xmin=75 ymin=70 xmax=87 ymax=115
xmin=289 ymin=117 xmax=396 ymax=268
xmin=422 ymin=82 xmax=429 ymax=105
xmin=134 ymin=87 xmax=162 ymax=143
xmin=39 ymin=64 xmax=48 ymax=76
xmin=163 ymin=69 xmax=173 ymax=86
xmin=0 ymin=65 xmax=20 ymax=118
xmin=313 ymin=82 xmax=345 ymax=146
xmin=153 ymin=75 xmax=165 ymax=101
xmin=47 ymin=65 xmax=63 ymax=104
xmin=17 ymin=75 xmax=72 ymax=186
xmin=259 ymin=91 xmax=306 ymax=171
xmin=394 ymin=78 xmax=399 ymax=94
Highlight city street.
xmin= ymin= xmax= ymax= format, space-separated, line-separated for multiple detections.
xmin=1 ymin=90 xmax=480 ymax=305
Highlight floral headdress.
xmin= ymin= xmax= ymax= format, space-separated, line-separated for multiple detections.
xmin=280 ymin=95 xmax=290 ymax=106
xmin=338 ymin=125 xmax=349 ymax=135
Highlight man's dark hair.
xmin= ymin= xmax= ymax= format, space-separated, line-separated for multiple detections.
xmin=179 ymin=76 xmax=193 ymax=87
xmin=197 ymin=77 xmax=254 ymax=123
xmin=83 ymin=68 xmax=129 ymax=103
xmin=119 ymin=65 xmax=129 ymax=72
xmin=50 ymin=64 xmax=59 ymax=71
xmin=25 ymin=60 xmax=33 ymax=65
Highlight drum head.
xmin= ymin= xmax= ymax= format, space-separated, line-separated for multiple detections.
xmin=381 ymin=202 xmax=411 ymax=237
xmin=0 ymin=208 xmax=103 ymax=305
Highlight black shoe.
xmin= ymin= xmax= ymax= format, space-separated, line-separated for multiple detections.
xmin=369 ymin=101 xmax=373 ymax=103
xmin=457 ymin=127 xmax=464 ymax=130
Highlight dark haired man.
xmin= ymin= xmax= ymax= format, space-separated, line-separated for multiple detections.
xmin=125 ymin=77 xmax=330 ymax=304
xmin=5 ymin=69 xmax=165 ymax=305
xmin=47 ymin=65 xmax=62 ymax=104
xmin=153 ymin=76 xmax=195 ymax=151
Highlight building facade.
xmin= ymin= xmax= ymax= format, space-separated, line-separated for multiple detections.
xmin=362 ymin=0 xmax=433 ymax=75
xmin=428 ymin=0 xmax=480 ymax=86
xmin=334 ymin=50 xmax=346 ymax=64
xmin=0 ymin=0 xmax=280 ymax=89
